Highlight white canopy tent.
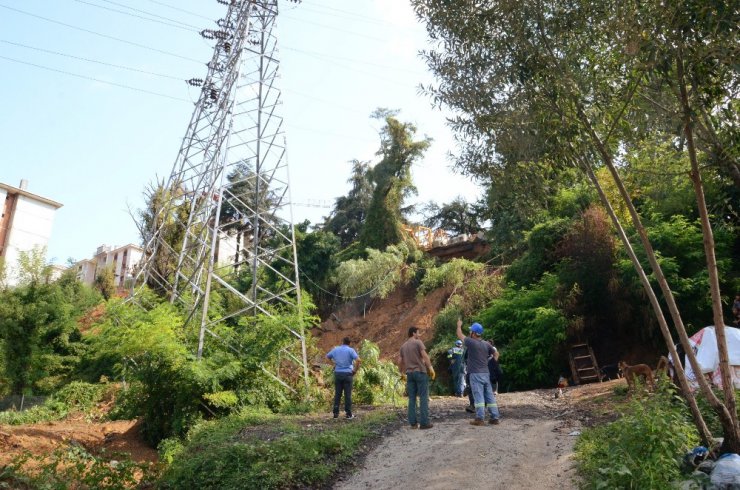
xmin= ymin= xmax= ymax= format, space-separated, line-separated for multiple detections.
xmin=676 ymin=326 xmax=740 ymax=389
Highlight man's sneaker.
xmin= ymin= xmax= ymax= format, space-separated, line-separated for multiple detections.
xmin=333 ymin=413 xmax=339 ymax=419
xmin=470 ymin=419 xmax=485 ymax=426
xmin=419 ymin=423 xmax=434 ymax=429
xmin=410 ymin=424 xmax=419 ymax=429
xmin=465 ymin=405 xmax=475 ymax=413
xmin=489 ymin=418 xmax=500 ymax=425
xmin=346 ymin=414 xmax=356 ymax=419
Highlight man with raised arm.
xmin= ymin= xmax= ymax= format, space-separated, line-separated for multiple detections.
xmin=456 ymin=318 xmax=501 ymax=426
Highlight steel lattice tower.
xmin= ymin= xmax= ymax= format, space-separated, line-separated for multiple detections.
xmin=135 ymin=0 xmax=308 ymax=394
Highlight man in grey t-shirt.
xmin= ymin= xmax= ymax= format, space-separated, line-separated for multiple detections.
xmin=456 ymin=318 xmax=501 ymax=426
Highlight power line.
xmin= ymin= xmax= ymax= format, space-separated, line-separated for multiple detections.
xmin=0 ymin=3 xmax=203 ymax=64
xmin=0 ymin=54 xmax=189 ymax=102
xmin=283 ymin=45 xmax=424 ymax=76
xmin=301 ymin=1 xmax=393 ymax=27
xmin=0 ymin=39 xmax=184 ymax=81
xmin=145 ymin=0 xmax=211 ymax=21
xmin=96 ymin=0 xmax=202 ymax=29
xmin=72 ymin=0 xmax=199 ymax=32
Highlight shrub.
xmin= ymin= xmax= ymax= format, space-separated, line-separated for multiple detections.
xmin=575 ymin=383 xmax=700 ymax=489
xmin=332 ymin=340 xmax=403 ymax=406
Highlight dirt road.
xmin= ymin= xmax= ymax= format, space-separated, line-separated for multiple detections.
xmin=335 ymin=388 xmax=591 ymax=489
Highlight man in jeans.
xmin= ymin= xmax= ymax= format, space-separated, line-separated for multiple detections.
xmin=326 ymin=337 xmax=361 ymax=419
xmin=456 ymin=318 xmax=501 ymax=426
xmin=399 ymin=327 xmax=436 ymax=429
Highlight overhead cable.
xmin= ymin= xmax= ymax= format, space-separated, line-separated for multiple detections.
xmin=0 ymin=54 xmax=190 ymax=102
xmin=0 ymin=3 xmax=203 ymax=64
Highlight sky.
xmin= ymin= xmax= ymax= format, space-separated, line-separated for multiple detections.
xmin=1 ymin=0 xmax=480 ymax=265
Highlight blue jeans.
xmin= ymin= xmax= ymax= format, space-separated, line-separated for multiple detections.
xmin=406 ymin=371 xmax=430 ymax=426
xmin=470 ymin=372 xmax=500 ymax=420
xmin=333 ymin=372 xmax=354 ymax=416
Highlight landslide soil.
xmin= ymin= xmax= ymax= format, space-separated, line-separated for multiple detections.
xmin=0 ymin=416 xmax=157 ymax=468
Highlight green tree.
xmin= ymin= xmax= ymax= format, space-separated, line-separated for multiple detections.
xmin=359 ymin=110 xmax=431 ymax=251
xmin=322 ymin=160 xmax=374 ymax=248
xmin=94 ymin=266 xmax=116 ymax=300
xmin=421 ymin=197 xmax=483 ymax=236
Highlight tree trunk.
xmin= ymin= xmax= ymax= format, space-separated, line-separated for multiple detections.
xmin=575 ymin=105 xmax=735 ymax=442
xmin=578 ymin=155 xmax=713 ymax=446
xmin=677 ymin=51 xmax=740 ymax=453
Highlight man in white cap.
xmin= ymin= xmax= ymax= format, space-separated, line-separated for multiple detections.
xmin=447 ymin=339 xmax=465 ymax=397
xmin=456 ymin=318 xmax=501 ymax=426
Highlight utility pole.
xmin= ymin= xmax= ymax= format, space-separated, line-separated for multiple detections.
xmin=134 ymin=0 xmax=309 ymax=397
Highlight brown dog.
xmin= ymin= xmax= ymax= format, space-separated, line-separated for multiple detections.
xmin=618 ymin=361 xmax=655 ymax=391
xmin=655 ymin=356 xmax=670 ymax=378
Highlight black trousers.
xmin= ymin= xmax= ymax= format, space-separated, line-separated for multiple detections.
xmin=333 ymin=372 xmax=354 ymax=416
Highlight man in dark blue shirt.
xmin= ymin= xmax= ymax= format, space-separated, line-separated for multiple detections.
xmin=326 ymin=337 xmax=361 ymax=419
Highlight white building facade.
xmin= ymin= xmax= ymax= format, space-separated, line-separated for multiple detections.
xmin=0 ymin=180 xmax=62 ymax=286
xmin=75 ymin=244 xmax=144 ymax=289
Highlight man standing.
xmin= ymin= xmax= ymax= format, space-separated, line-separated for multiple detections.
xmin=326 ymin=337 xmax=361 ymax=419
xmin=457 ymin=318 xmax=501 ymax=426
xmin=447 ymin=339 xmax=465 ymax=396
xmin=399 ymin=327 xmax=436 ymax=429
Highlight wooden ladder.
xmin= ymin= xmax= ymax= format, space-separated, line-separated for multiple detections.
xmin=568 ymin=343 xmax=601 ymax=385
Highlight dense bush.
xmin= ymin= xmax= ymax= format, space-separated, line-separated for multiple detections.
xmin=348 ymin=340 xmax=404 ymax=405
xmin=575 ymin=383 xmax=700 ymax=489
xmin=477 ymin=274 xmax=568 ymax=390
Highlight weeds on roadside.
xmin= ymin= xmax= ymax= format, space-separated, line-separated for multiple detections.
xmin=575 ymin=382 xmax=699 ymax=489
xmin=158 ymin=407 xmax=395 ymax=489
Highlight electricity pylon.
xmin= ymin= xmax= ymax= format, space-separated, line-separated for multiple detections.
xmin=134 ymin=0 xmax=308 ymax=395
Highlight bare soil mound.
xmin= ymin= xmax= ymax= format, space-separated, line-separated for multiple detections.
xmin=0 ymin=417 xmax=157 ymax=467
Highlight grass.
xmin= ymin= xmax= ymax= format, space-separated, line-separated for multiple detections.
xmin=158 ymin=407 xmax=397 ymax=489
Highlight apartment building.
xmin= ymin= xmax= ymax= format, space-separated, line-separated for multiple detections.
xmin=0 ymin=180 xmax=62 ymax=286
xmin=75 ymin=243 xmax=144 ymax=288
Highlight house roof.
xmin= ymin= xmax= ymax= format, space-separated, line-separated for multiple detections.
xmin=0 ymin=182 xmax=63 ymax=209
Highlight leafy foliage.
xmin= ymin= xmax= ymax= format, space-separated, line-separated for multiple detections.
xmin=333 ymin=243 xmax=411 ymax=300
xmin=0 ymin=262 xmax=101 ymax=394
xmin=347 ymin=340 xmax=403 ymax=405
xmin=417 ymin=258 xmax=486 ymax=297
xmin=359 ymin=112 xmax=431 ymax=251
xmin=575 ymin=384 xmax=700 ymax=489
xmin=322 ymin=160 xmax=374 ymax=248
xmin=477 ymin=274 xmax=568 ymax=390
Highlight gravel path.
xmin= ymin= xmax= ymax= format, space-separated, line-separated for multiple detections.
xmin=334 ymin=390 xmax=582 ymax=489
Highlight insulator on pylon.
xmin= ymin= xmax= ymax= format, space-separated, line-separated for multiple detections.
xmin=217 ymin=18 xmax=234 ymax=29
xmin=201 ymin=29 xmax=216 ymax=40
xmin=216 ymin=0 xmax=237 ymax=5
xmin=222 ymin=42 xmax=232 ymax=54
xmin=210 ymin=89 xmax=218 ymax=101
xmin=187 ymin=78 xmax=204 ymax=87
xmin=248 ymin=36 xmax=259 ymax=46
